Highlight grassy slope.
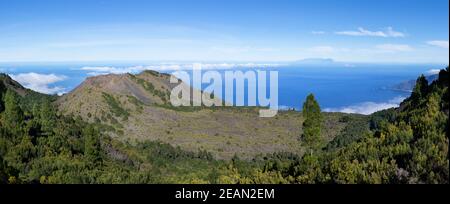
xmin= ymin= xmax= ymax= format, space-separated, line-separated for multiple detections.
xmin=57 ymin=71 xmax=361 ymax=159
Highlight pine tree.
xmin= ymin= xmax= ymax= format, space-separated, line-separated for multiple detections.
xmin=83 ymin=124 xmax=101 ymax=164
xmin=301 ymin=94 xmax=323 ymax=151
xmin=2 ymin=90 xmax=24 ymax=137
xmin=411 ymin=75 xmax=428 ymax=103
xmin=39 ymin=99 xmax=56 ymax=135
xmin=0 ymin=82 xmax=6 ymax=112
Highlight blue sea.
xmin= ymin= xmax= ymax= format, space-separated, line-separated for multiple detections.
xmin=0 ymin=62 xmax=445 ymax=114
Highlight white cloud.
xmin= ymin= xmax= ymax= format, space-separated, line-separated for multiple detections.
xmin=311 ymin=31 xmax=326 ymax=35
xmin=388 ymin=96 xmax=407 ymax=104
xmin=335 ymin=27 xmax=405 ymax=37
xmin=10 ymin=73 xmax=67 ymax=95
xmin=81 ymin=66 xmax=149 ymax=75
xmin=82 ymin=64 xmax=191 ymax=75
xmin=323 ymin=96 xmax=406 ymax=115
xmin=427 ymin=40 xmax=449 ymax=49
xmin=80 ymin=63 xmax=283 ymax=75
xmin=375 ymin=44 xmax=413 ymax=52
xmin=427 ymin=69 xmax=441 ymax=75
xmin=385 ymin=27 xmax=406 ymax=37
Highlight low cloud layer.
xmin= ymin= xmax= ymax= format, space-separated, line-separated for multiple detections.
xmin=427 ymin=69 xmax=442 ymax=75
xmin=81 ymin=63 xmax=282 ymax=76
xmin=10 ymin=72 xmax=67 ymax=95
xmin=324 ymin=96 xmax=406 ymax=115
xmin=82 ymin=66 xmax=149 ymax=76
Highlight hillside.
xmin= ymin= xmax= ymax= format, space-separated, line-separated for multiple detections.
xmin=0 ymin=74 xmax=30 ymax=96
xmin=390 ymin=74 xmax=439 ymax=92
xmin=57 ymin=70 xmax=352 ymax=159
xmin=268 ymin=67 xmax=449 ymax=184
xmin=0 ymin=73 xmax=57 ymax=112
xmin=0 ymin=67 xmax=447 ymax=184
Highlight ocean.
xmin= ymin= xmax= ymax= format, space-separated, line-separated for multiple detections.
xmin=0 ymin=62 xmax=444 ymax=114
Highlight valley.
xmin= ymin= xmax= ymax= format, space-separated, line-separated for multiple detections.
xmin=56 ymin=70 xmax=351 ymax=159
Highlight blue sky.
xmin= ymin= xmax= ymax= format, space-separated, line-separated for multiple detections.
xmin=0 ymin=0 xmax=448 ymax=63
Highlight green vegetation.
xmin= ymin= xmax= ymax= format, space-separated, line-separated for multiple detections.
xmin=0 ymin=67 xmax=448 ymax=184
xmin=127 ymin=95 xmax=144 ymax=113
xmin=0 ymin=83 xmax=220 ymax=183
xmin=154 ymin=103 xmax=205 ymax=112
xmin=129 ymin=74 xmax=168 ymax=103
xmin=143 ymin=70 xmax=161 ymax=77
xmin=258 ymin=67 xmax=449 ymax=184
xmin=326 ymin=115 xmax=371 ymax=150
xmin=102 ymin=92 xmax=129 ymax=121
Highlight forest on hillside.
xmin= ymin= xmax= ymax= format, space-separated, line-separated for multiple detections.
xmin=0 ymin=67 xmax=448 ymax=184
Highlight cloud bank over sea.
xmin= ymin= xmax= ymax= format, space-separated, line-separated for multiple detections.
xmin=11 ymin=72 xmax=67 ymax=95
xmin=79 ymin=63 xmax=283 ymax=76
xmin=323 ymin=96 xmax=406 ymax=115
